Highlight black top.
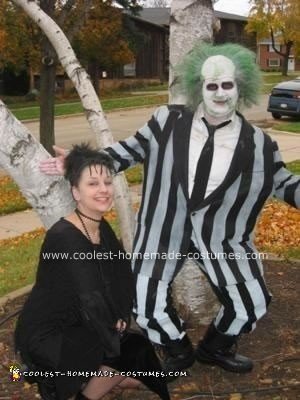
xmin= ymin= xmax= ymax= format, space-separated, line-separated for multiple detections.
xmin=15 ymin=217 xmax=134 ymax=397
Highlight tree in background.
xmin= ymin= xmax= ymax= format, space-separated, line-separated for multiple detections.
xmin=247 ymin=0 xmax=300 ymax=76
xmin=0 ymin=0 xmax=141 ymax=153
xmin=0 ymin=0 xmax=138 ymax=251
xmin=0 ymin=0 xmax=40 ymax=92
xmin=73 ymin=3 xmax=135 ymax=96
xmin=36 ymin=0 xmax=141 ymax=154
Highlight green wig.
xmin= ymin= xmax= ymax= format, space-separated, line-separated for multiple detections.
xmin=175 ymin=42 xmax=262 ymax=112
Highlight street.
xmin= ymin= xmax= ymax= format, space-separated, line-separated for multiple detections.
xmin=21 ymin=94 xmax=299 ymax=162
xmin=24 ymin=94 xmax=272 ymax=146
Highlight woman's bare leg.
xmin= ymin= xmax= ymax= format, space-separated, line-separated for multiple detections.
xmin=117 ymin=376 xmax=141 ymax=389
xmin=80 ymin=365 xmax=140 ymax=400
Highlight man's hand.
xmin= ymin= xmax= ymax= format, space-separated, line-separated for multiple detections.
xmin=39 ymin=145 xmax=67 ymax=176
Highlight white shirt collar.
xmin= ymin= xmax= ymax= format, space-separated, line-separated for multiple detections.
xmin=194 ymin=103 xmax=239 ymax=129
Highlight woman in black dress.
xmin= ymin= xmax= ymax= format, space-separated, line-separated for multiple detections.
xmin=15 ymin=144 xmax=170 ymax=400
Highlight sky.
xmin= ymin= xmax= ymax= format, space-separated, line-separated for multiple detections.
xmin=214 ymin=0 xmax=252 ymax=16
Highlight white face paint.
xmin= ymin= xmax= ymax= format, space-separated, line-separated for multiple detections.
xmin=201 ymin=55 xmax=239 ymax=123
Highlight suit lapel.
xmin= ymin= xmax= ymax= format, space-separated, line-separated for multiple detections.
xmin=172 ymin=108 xmax=194 ymax=201
xmin=194 ymin=112 xmax=256 ymax=210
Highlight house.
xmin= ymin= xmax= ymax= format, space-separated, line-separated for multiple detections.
xmin=0 ymin=7 xmax=256 ymax=95
xmin=122 ymin=11 xmax=169 ymax=81
xmin=213 ymin=11 xmax=256 ymax=51
xmin=125 ymin=7 xmax=256 ymax=81
xmin=257 ymin=39 xmax=300 ymax=72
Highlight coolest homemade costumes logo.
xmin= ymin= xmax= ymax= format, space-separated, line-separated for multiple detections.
xmin=9 ymin=364 xmax=22 ymax=382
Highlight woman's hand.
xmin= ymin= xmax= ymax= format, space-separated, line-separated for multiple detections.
xmin=39 ymin=145 xmax=68 ymax=175
xmin=115 ymin=319 xmax=126 ymax=333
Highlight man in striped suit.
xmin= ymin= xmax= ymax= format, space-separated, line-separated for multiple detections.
xmin=41 ymin=43 xmax=299 ymax=376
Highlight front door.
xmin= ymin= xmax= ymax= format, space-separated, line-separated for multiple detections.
xmin=288 ymin=57 xmax=295 ymax=72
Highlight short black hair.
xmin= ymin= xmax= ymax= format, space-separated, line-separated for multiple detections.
xmin=64 ymin=143 xmax=115 ymax=187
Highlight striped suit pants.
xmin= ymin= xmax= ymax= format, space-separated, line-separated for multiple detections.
xmin=133 ymin=245 xmax=272 ymax=345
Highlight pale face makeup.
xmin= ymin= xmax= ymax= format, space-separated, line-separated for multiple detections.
xmin=201 ymin=55 xmax=239 ymax=123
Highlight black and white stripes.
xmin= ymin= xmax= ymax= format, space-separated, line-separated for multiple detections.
xmin=106 ymin=105 xmax=299 ymax=343
xmin=107 ymin=105 xmax=299 ymax=287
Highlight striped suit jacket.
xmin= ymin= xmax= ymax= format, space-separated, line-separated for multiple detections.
xmin=106 ymin=105 xmax=300 ymax=287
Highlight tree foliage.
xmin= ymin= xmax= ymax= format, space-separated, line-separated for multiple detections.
xmin=0 ymin=1 xmax=40 ymax=74
xmin=74 ymin=2 xmax=135 ymax=72
xmin=0 ymin=0 xmax=141 ymax=77
xmin=247 ymin=0 xmax=300 ymax=75
xmin=0 ymin=0 xmax=142 ymax=151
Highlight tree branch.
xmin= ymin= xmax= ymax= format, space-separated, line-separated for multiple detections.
xmin=65 ymin=0 xmax=93 ymax=42
xmin=270 ymin=26 xmax=285 ymax=57
xmin=56 ymin=0 xmax=77 ymax=26
xmin=11 ymin=0 xmax=135 ymax=249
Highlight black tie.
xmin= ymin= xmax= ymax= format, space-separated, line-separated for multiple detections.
xmin=189 ymin=118 xmax=231 ymax=210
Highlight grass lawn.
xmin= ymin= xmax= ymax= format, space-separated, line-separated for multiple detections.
xmin=262 ymin=72 xmax=300 ymax=94
xmin=0 ymin=176 xmax=30 ymax=215
xmin=273 ymin=121 xmax=300 ymax=133
xmin=0 ymin=229 xmax=45 ymax=297
xmin=0 ymin=212 xmax=118 ymax=296
xmin=286 ymin=159 xmax=300 ymax=174
xmin=10 ymin=94 xmax=167 ymax=121
xmin=129 ymin=83 xmax=168 ymax=92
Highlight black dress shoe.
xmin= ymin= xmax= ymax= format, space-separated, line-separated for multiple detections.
xmin=196 ymin=344 xmax=253 ymax=373
xmin=195 ymin=323 xmax=253 ymax=373
xmin=160 ymin=335 xmax=195 ymax=381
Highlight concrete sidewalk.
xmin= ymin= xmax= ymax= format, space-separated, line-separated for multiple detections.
xmin=0 ymin=184 xmax=142 ymax=240
xmin=0 ymin=209 xmax=42 ymax=240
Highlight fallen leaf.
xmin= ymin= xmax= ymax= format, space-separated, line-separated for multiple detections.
xmin=259 ymin=378 xmax=273 ymax=384
xmin=229 ymin=394 xmax=242 ymax=400
xmin=23 ymin=382 xmax=31 ymax=390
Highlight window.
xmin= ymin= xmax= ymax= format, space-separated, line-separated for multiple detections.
xmin=268 ymin=58 xmax=280 ymax=67
xmin=123 ymin=62 xmax=136 ymax=77
xmin=269 ymin=44 xmax=281 ymax=52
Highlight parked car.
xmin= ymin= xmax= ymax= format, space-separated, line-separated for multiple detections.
xmin=267 ymin=77 xmax=300 ymax=119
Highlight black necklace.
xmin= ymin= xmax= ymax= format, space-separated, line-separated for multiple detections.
xmin=75 ymin=209 xmax=100 ymax=243
xmin=75 ymin=208 xmax=102 ymax=223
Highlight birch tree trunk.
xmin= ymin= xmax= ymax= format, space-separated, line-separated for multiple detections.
xmin=169 ymin=0 xmax=220 ymax=320
xmin=169 ymin=0 xmax=216 ymax=104
xmin=39 ymin=39 xmax=57 ymax=155
xmin=28 ymin=66 xmax=35 ymax=92
xmin=0 ymin=101 xmax=74 ymax=226
xmin=2 ymin=0 xmax=134 ymax=251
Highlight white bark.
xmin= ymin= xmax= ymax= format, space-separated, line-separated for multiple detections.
xmin=169 ymin=0 xmax=218 ymax=318
xmin=169 ymin=0 xmax=215 ymax=104
xmin=0 ymin=101 xmax=74 ymax=227
xmin=145 ymin=0 xmax=170 ymax=6
xmin=4 ymin=0 xmax=134 ymax=250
